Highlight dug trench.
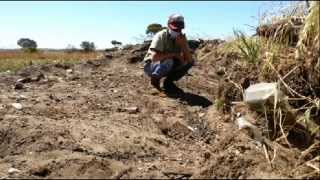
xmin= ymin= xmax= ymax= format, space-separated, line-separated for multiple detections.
xmin=0 ymin=45 xmax=314 ymax=178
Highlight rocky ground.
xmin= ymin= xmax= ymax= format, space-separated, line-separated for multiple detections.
xmin=0 ymin=43 xmax=318 ymax=178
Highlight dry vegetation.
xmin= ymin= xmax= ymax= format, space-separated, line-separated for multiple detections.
xmin=0 ymin=51 xmax=102 ymax=72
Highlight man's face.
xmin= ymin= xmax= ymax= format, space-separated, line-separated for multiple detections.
xmin=168 ymin=21 xmax=184 ymax=32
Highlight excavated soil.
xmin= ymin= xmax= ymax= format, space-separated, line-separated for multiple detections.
xmin=0 ymin=46 xmax=317 ymax=178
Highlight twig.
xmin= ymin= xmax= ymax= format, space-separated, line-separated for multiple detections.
xmin=278 ymin=108 xmax=292 ymax=148
xmin=112 ymin=167 xmax=132 ymax=179
xmin=263 ymin=105 xmax=270 ymax=139
xmin=263 ymin=144 xmax=273 ymax=169
xmin=270 ymin=146 xmax=277 ymax=164
xmin=272 ymin=89 xmax=278 ymax=139
xmin=296 ymin=171 xmax=319 ymax=179
xmin=199 ymin=51 xmax=216 ymax=61
xmin=293 ymin=155 xmax=320 ymax=172
xmin=306 ymin=162 xmax=320 ymax=172
xmin=287 ymin=97 xmax=308 ymax=100
xmin=266 ymin=60 xmax=312 ymax=102
xmin=282 ymin=65 xmax=299 ymax=80
xmin=298 ymin=142 xmax=320 ymax=162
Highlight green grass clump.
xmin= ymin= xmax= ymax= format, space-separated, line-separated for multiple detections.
xmin=233 ymin=30 xmax=261 ymax=64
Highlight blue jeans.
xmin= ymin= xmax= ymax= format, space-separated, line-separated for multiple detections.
xmin=144 ymin=59 xmax=194 ymax=81
xmin=144 ymin=59 xmax=174 ymax=78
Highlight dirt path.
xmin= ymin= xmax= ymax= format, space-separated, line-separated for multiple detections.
xmin=0 ymin=56 xmax=301 ymax=178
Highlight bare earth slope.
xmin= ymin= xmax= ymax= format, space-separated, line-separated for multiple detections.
xmin=0 ymin=51 xmax=304 ymax=178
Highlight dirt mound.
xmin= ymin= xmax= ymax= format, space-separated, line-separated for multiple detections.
xmin=255 ymin=17 xmax=304 ymax=46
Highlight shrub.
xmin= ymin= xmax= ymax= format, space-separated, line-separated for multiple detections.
xmin=111 ymin=40 xmax=122 ymax=47
xmin=80 ymin=41 xmax=95 ymax=52
xmin=233 ymin=30 xmax=261 ymax=64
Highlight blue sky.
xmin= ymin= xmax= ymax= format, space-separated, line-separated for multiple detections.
xmin=0 ymin=1 xmax=286 ymax=49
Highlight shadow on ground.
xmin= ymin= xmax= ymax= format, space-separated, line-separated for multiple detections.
xmin=164 ymin=84 xmax=213 ymax=108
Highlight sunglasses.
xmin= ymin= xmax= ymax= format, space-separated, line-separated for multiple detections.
xmin=169 ymin=21 xmax=185 ymax=29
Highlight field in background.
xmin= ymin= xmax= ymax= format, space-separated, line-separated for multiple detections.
xmin=0 ymin=50 xmax=102 ymax=72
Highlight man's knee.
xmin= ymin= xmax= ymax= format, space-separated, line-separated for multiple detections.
xmin=144 ymin=59 xmax=174 ymax=78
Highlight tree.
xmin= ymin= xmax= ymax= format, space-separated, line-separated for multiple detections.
xmin=80 ymin=41 xmax=95 ymax=52
xmin=146 ymin=23 xmax=165 ymax=37
xmin=17 ymin=38 xmax=37 ymax=52
xmin=111 ymin=40 xmax=122 ymax=47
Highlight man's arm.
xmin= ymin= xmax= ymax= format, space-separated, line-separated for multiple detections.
xmin=176 ymin=35 xmax=193 ymax=63
xmin=150 ymin=50 xmax=182 ymax=62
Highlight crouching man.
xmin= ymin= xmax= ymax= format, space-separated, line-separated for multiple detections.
xmin=143 ymin=13 xmax=194 ymax=96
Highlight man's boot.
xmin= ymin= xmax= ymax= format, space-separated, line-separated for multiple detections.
xmin=151 ymin=76 xmax=162 ymax=91
xmin=163 ymin=78 xmax=184 ymax=94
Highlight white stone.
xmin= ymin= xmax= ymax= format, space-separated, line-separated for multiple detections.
xmin=11 ymin=103 xmax=22 ymax=110
xmin=66 ymin=69 xmax=73 ymax=73
xmin=244 ymin=83 xmax=279 ymax=103
xmin=17 ymin=95 xmax=27 ymax=100
xmin=198 ymin=113 xmax=206 ymax=118
xmin=125 ymin=107 xmax=139 ymax=114
xmin=236 ymin=116 xmax=263 ymax=143
xmin=8 ymin=168 xmax=20 ymax=174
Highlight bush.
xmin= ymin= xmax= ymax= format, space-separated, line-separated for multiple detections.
xmin=111 ymin=40 xmax=122 ymax=47
xmin=17 ymin=38 xmax=37 ymax=53
xmin=80 ymin=41 xmax=95 ymax=52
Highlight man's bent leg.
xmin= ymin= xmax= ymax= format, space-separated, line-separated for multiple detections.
xmin=144 ymin=59 xmax=174 ymax=91
xmin=163 ymin=60 xmax=194 ymax=92
xmin=165 ymin=60 xmax=194 ymax=82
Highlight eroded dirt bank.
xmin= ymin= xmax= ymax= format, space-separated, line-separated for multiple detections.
xmin=0 ymin=45 xmax=316 ymax=178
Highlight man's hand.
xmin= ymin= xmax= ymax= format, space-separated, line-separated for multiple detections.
xmin=175 ymin=34 xmax=193 ymax=64
xmin=173 ymin=52 xmax=185 ymax=63
xmin=151 ymin=50 xmax=182 ymax=63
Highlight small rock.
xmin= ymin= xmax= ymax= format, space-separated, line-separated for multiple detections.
xmin=11 ymin=103 xmax=23 ymax=110
xmin=8 ymin=168 xmax=20 ymax=174
xmin=236 ymin=116 xmax=263 ymax=143
xmin=14 ymin=82 xmax=24 ymax=90
xmin=17 ymin=77 xmax=32 ymax=83
xmin=171 ymin=120 xmax=194 ymax=136
xmin=187 ymin=126 xmax=195 ymax=132
xmin=66 ymin=69 xmax=73 ymax=73
xmin=31 ymin=73 xmax=45 ymax=82
xmin=17 ymin=95 xmax=27 ymax=100
xmin=54 ymin=63 xmax=70 ymax=69
xmin=104 ymin=54 xmax=113 ymax=59
xmin=125 ymin=107 xmax=139 ymax=114
xmin=30 ymin=165 xmax=50 ymax=177
xmin=49 ymin=94 xmax=60 ymax=102
xmin=198 ymin=113 xmax=206 ymax=118
xmin=58 ymin=77 xmax=64 ymax=82
xmin=203 ymin=151 xmax=211 ymax=160
xmin=216 ymin=66 xmax=225 ymax=76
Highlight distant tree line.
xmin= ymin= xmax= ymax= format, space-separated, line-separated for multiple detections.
xmin=16 ymin=24 xmax=166 ymax=53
